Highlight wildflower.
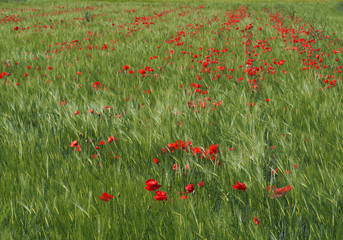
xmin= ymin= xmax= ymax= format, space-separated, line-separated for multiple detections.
xmin=232 ymin=181 xmax=247 ymax=191
xmin=70 ymin=140 xmax=78 ymax=147
xmin=98 ymin=192 xmax=114 ymax=201
xmin=173 ymin=164 xmax=179 ymax=171
xmin=144 ymin=179 xmax=161 ymax=191
xmin=153 ymin=191 xmax=167 ymax=201
xmin=197 ymin=181 xmax=205 ymax=188
xmin=108 ymin=136 xmax=119 ymax=143
xmin=253 ymin=217 xmax=260 ymax=225
xmin=179 ymin=195 xmax=188 ymax=200
xmin=185 ymin=184 xmax=194 ymax=193
xmin=59 ymin=100 xmax=67 ymax=106
xmin=271 ymin=168 xmax=278 ymax=176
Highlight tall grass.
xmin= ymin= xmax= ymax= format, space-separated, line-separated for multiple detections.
xmin=0 ymin=1 xmax=343 ymax=239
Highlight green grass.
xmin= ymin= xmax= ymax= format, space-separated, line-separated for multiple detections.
xmin=1 ymin=1 xmax=343 ymax=239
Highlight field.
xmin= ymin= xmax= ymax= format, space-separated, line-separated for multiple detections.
xmin=1 ymin=1 xmax=343 ymax=239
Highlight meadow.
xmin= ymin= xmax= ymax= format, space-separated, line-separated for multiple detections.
xmin=1 ymin=1 xmax=343 ymax=239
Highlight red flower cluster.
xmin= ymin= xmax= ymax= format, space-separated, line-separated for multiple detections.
xmin=98 ymin=192 xmax=114 ymax=201
xmin=266 ymin=185 xmax=291 ymax=198
xmin=145 ymin=179 xmax=168 ymax=201
xmin=70 ymin=140 xmax=81 ymax=152
xmin=161 ymin=140 xmax=220 ymax=162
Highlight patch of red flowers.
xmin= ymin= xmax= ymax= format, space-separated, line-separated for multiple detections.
xmin=266 ymin=185 xmax=291 ymax=198
xmin=98 ymin=192 xmax=114 ymax=201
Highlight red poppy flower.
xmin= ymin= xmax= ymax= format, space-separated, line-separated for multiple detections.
xmin=253 ymin=217 xmax=260 ymax=225
xmin=271 ymin=168 xmax=278 ymax=176
xmin=123 ymin=65 xmax=130 ymax=70
xmin=73 ymin=111 xmax=79 ymax=115
xmin=275 ymin=185 xmax=291 ymax=195
xmin=179 ymin=195 xmax=188 ymax=200
xmin=108 ymin=136 xmax=118 ymax=143
xmin=99 ymin=140 xmax=105 ymax=145
xmin=144 ymin=179 xmax=161 ymax=191
xmin=98 ymin=192 xmax=114 ymax=201
xmin=14 ymin=26 xmax=19 ymax=31
xmin=197 ymin=181 xmax=205 ymax=188
xmin=173 ymin=164 xmax=179 ymax=171
xmin=266 ymin=98 xmax=270 ymax=102
xmin=153 ymin=191 xmax=167 ymax=201
xmin=153 ymin=158 xmax=159 ymax=164
xmin=185 ymin=184 xmax=194 ymax=193
xmin=70 ymin=140 xmax=78 ymax=147
xmin=232 ymin=181 xmax=247 ymax=191
xmin=59 ymin=100 xmax=67 ymax=106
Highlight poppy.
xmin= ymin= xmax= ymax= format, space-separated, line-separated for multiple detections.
xmin=73 ymin=111 xmax=79 ymax=115
xmin=197 ymin=181 xmax=205 ymax=188
xmin=253 ymin=217 xmax=260 ymax=225
xmin=173 ymin=164 xmax=179 ymax=171
xmin=179 ymin=195 xmax=188 ymax=200
xmin=144 ymin=179 xmax=161 ymax=191
xmin=232 ymin=181 xmax=247 ymax=191
xmin=153 ymin=158 xmax=159 ymax=164
xmin=59 ymin=100 xmax=67 ymax=106
xmin=14 ymin=26 xmax=19 ymax=31
xmin=108 ymin=136 xmax=118 ymax=143
xmin=185 ymin=184 xmax=194 ymax=193
xmin=153 ymin=191 xmax=167 ymax=201
xmin=70 ymin=140 xmax=78 ymax=147
xmin=271 ymin=168 xmax=278 ymax=176
xmin=99 ymin=140 xmax=105 ymax=145
xmin=98 ymin=192 xmax=114 ymax=201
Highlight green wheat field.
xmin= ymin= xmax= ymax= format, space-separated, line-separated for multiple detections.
xmin=1 ymin=0 xmax=343 ymax=239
